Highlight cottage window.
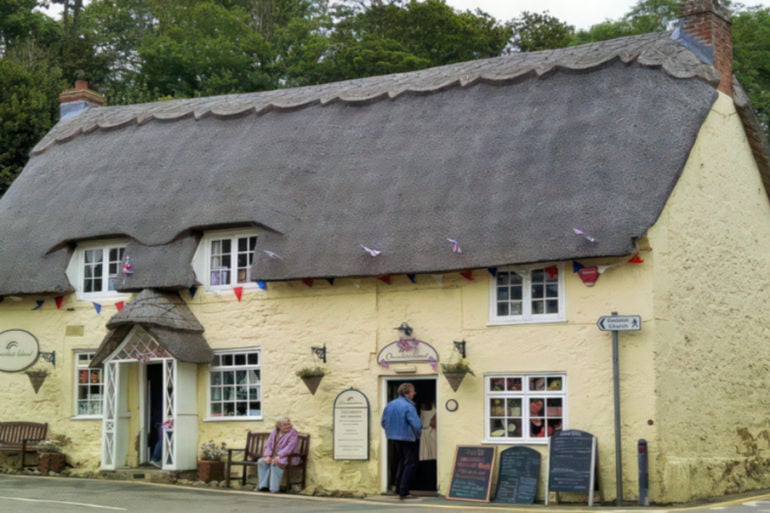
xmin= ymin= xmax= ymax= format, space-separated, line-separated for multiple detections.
xmin=67 ymin=240 xmax=128 ymax=299
xmin=74 ymin=351 xmax=103 ymax=417
xmin=485 ymin=374 xmax=566 ymax=443
xmin=208 ymin=349 xmax=261 ymax=419
xmin=194 ymin=230 xmax=258 ymax=289
xmin=489 ymin=264 xmax=565 ymax=324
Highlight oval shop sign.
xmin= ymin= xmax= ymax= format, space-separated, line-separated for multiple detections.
xmin=0 ymin=329 xmax=40 ymax=372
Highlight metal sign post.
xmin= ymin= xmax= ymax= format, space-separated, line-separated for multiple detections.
xmin=597 ymin=312 xmax=641 ymax=506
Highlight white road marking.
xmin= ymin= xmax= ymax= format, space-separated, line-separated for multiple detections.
xmin=0 ymin=496 xmax=127 ymax=510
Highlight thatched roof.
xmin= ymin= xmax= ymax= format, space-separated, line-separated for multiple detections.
xmin=0 ymin=31 xmax=765 ymax=294
xmin=92 ymin=289 xmax=212 ymax=365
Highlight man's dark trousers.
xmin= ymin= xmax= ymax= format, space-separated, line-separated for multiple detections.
xmin=393 ymin=440 xmax=418 ymax=497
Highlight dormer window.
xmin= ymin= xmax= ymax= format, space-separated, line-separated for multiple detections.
xmin=193 ymin=230 xmax=258 ymax=289
xmin=67 ymin=239 xmax=129 ymax=299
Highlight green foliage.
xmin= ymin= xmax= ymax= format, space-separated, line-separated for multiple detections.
xmin=296 ymin=366 xmax=325 ymax=378
xmin=508 ymin=11 xmax=574 ymax=52
xmin=732 ymin=6 xmax=770 ymax=135
xmin=440 ymin=359 xmax=475 ymax=375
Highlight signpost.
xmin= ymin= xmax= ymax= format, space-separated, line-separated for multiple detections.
xmin=598 ymin=312 xmax=642 ymax=506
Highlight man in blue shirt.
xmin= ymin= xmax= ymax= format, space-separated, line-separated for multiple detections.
xmin=381 ymin=382 xmax=422 ymax=500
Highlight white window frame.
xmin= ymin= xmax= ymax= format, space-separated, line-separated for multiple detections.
xmin=73 ymin=351 xmax=104 ymax=419
xmin=484 ymin=373 xmax=566 ymax=444
xmin=192 ymin=229 xmax=259 ymax=290
xmin=206 ymin=348 xmax=262 ymax=421
xmin=66 ymin=239 xmax=130 ymax=300
xmin=489 ymin=263 xmax=565 ymax=324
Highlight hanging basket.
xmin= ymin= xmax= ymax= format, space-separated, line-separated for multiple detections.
xmin=26 ymin=370 xmax=49 ymax=394
xmin=300 ymin=375 xmax=324 ymax=395
xmin=443 ymin=372 xmax=467 ymax=392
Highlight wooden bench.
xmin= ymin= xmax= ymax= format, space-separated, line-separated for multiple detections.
xmin=0 ymin=422 xmax=48 ymax=469
xmin=225 ymin=431 xmax=309 ymax=490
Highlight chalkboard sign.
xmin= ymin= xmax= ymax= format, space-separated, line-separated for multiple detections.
xmin=546 ymin=429 xmax=598 ymax=506
xmin=447 ymin=446 xmax=496 ymax=502
xmin=493 ymin=446 xmax=541 ymax=504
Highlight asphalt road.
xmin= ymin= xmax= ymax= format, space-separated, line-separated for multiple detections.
xmin=2 ymin=475 xmax=770 ymax=513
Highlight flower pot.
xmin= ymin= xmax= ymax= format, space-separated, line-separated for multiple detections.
xmin=197 ymin=459 xmax=225 ymax=482
xmin=300 ymin=375 xmax=323 ymax=395
xmin=38 ymin=452 xmax=66 ymax=474
xmin=443 ymin=372 xmax=467 ymax=392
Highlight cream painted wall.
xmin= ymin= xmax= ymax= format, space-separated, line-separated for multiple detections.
xmin=0 ymin=93 xmax=767 ymax=505
xmin=646 ymin=93 xmax=770 ymax=502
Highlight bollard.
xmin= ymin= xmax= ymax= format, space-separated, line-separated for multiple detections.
xmin=638 ymin=439 xmax=649 ymax=506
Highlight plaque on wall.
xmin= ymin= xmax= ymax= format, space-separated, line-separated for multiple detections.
xmin=0 ymin=329 xmax=40 ymax=372
xmin=333 ymin=388 xmax=370 ymax=460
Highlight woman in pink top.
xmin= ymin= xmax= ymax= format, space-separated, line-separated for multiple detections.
xmin=257 ymin=418 xmax=299 ymax=492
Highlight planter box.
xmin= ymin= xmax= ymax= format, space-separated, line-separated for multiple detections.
xmin=38 ymin=452 xmax=66 ymax=474
xmin=197 ymin=459 xmax=225 ymax=482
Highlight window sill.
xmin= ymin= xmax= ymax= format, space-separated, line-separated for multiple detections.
xmin=204 ymin=416 xmax=263 ymax=422
xmin=71 ymin=415 xmax=103 ymax=421
xmin=487 ymin=318 xmax=566 ymax=327
xmin=482 ymin=438 xmax=549 ymax=445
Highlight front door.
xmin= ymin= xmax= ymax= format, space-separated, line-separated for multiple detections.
xmin=100 ymin=326 xmax=199 ymax=471
xmin=382 ymin=377 xmax=438 ymax=494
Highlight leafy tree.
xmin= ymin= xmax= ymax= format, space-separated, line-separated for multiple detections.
xmin=508 ymin=11 xmax=574 ymax=52
xmin=732 ymin=6 xmax=770 ymax=134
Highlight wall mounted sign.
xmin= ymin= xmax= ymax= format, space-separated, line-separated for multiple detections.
xmin=0 ymin=329 xmax=40 ymax=372
xmin=377 ymin=338 xmax=439 ymax=368
xmin=333 ymin=388 xmax=370 ymax=460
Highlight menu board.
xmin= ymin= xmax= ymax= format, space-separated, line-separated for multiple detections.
xmin=494 ymin=446 xmax=541 ymax=504
xmin=333 ymin=388 xmax=369 ymax=460
xmin=547 ymin=429 xmax=597 ymax=506
xmin=447 ymin=446 xmax=496 ymax=502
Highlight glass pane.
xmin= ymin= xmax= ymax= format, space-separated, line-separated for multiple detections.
xmin=222 ymin=239 xmax=231 ymax=253
xmin=511 ymin=287 xmax=522 ymax=300
xmin=490 ymin=399 xmax=505 ymax=417
xmin=506 ymin=378 xmax=522 ymax=391
xmin=531 ymin=270 xmax=543 ymax=281
xmin=530 ymin=377 xmax=546 ymax=391
xmin=497 ymin=303 xmax=509 ymax=316
xmin=211 ymin=372 xmax=222 ymax=385
xmin=211 ymin=388 xmax=221 ymax=401
xmin=546 ymin=284 xmax=559 ymax=297
xmin=489 ymin=378 xmax=504 ymax=391
xmin=497 ymin=288 xmax=509 ymax=301
xmin=234 ymin=354 xmax=246 ymax=366
xmin=547 ymin=377 xmax=563 ymax=391
xmin=546 ymin=398 xmax=563 ymax=416
xmin=532 ymin=284 xmax=544 ymax=298
xmin=529 ymin=398 xmax=544 ymax=415
xmin=507 ymin=419 xmax=522 ymax=438
xmin=490 ymin=419 xmax=505 ymax=438
xmin=222 ymin=354 xmax=233 ymax=366
xmin=531 ymin=418 xmax=546 ymax=437
xmin=547 ymin=419 xmax=563 ymax=437
xmin=532 ymin=300 xmax=544 ymax=314
xmin=510 ymin=273 xmax=522 ymax=285
xmin=247 ymin=353 xmax=258 ymax=365
xmin=506 ymin=398 xmax=522 ymax=416
xmin=510 ymin=303 xmax=522 ymax=315
xmin=497 ymin=274 xmax=508 ymax=286
xmin=211 ymin=403 xmax=222 ymax=415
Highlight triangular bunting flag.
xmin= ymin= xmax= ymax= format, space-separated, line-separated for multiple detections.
xmin=487 ymin=267 xmax=498 ymax=278
xmin=302 ymin=278 xmax=314 ymax=288
xmin=256 ymin=281 xmax=268 ymax=290
xmin=233 ymin=286 xmax=244 ymax=301
xmin=407 ymin=274 xmax=417 ymax=284
xmin=460 ymin=271 xmax=474 ymax=281
xmin=32 ymin=299 xmax=44 ymax=311
xmin=545 ymin=266 xmax=558 ymax=279
xmin=189 ymin=285 xmax=198 ymax=299
xmin=55 ymin=296 xmax=64 ymax=309
xmin=115 ymin=301 xmax=125 ymax=312
xmin=572 ymin=261 xmax=585 ymax=273
xmin=376 ymin=275 xmax=391 ymax=285
xmin=326 ymin=278 xmax=335 ymax=286
xmin=92 ymin=302 xmax=102 ymax=314
xmin=628 ymin=255 xmax=644 ymax=264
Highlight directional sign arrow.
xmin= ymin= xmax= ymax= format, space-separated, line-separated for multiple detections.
xmin=597 ymin=315 xmax=641 ymax=332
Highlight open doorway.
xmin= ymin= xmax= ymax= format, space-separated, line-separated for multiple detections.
xmin=384 ymin=377 xmax=438 ymax=494
xmin=145 ymin=363 xmax=163 ymax=466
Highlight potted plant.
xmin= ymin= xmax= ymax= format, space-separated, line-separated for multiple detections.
xmin=296 ymin=366 xmax=325 ymax=395
xmin=440 ymin=359 xmax=475 ymax=392
xmin=197 ymin=440 xmax=227 ymax=483
xmin=37 ymin=435 xmax=70 ymax=474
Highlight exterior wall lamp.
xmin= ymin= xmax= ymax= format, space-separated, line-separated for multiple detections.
xmin=311 ymin=344 xmax=327 ymax=364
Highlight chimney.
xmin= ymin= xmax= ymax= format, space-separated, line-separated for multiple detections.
xmin=677 ymin=0 xmax=733 ymax=96
xmin=58 ymin=80 xmax=105 ymax=120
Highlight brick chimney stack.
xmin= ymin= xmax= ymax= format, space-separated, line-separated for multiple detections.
xmin=678 ymin=0 xmax=733 ymax=96
xmin=58 ymin=80 xmax=105 ymax=120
